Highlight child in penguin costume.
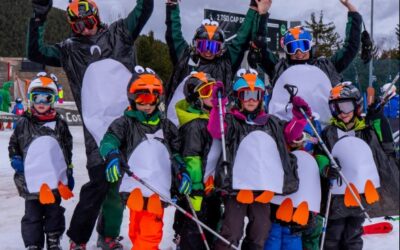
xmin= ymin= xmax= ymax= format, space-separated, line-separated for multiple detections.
xmin=98 ymin=66 xmax=192 ymax=250
xmin=315 ymin=82 xmax=399 ymax=250
xmin=207 ymin=68 xmax=312 ymax=250
xmin=28 ymin=0 xmax=154 ymax=247
xmin=8 ymin=72 xmax=74 ymax=250
xmin=172 ymin=72 xmax=223 ymax=249
xmin=165 ymin=0 xmax=272 ymax=127
xmin=265 ymin=120 xmax=323 ymax=250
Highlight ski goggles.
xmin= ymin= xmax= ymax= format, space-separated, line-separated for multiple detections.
xmin=284 ymin=39 xmax=311 ymax=55
xmin=237 ymin=88 xmax=265 ymax=102
xmin=329 ymin=100 xmax=355 ymax=115
xmin=196 ymin=82 xmax=215 ymax=98
xmin=132 ymin=90 xmax=161 ymax=105
xmin=196 ymin=39 xmax=222 ymax=55
xmin=29 ymin=92 xmax=56 ymax=105
xmin=68 ymin=15 xmax=98 ymax=34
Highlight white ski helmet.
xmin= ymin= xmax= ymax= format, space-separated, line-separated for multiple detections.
xmin=27 ymin=72 xmax=59 ymax=105
xmin=380 ymin=83 xmax=397 ymax=100
xmin=27 ymin=72 xmax=59 ymax=96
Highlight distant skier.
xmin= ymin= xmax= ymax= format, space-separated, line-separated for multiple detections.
xmin=12 ymin=97 xmax=25 ymax=129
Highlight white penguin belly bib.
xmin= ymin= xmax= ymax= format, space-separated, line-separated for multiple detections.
xmin=271 ymin=150 xmax=321 ymax=213
xmin=331 ymin=136 xmax=380 ymax=195
xmin=203 ymin=139 xmax=222 ymax=182
xmin=24 ymin=136 xmax=68 ymax=193
xmin=269 ymin=64 xmax=332 ymax=126
xmin=167 ymin=75 xmax=191 ymax=127
xmin=120 ymin=130 xmax=172 ymax=200
xmin=81 ymin=59 xmax=131 ymax=145
xmin=232 ymin=131 xmax=284 ymax=193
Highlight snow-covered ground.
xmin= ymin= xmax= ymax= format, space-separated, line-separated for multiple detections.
xmin=0 ymin=126 xmax=399 ymax=249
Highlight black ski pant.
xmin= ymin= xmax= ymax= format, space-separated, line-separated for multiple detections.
xmin=67 ymin=162 xmax=110 ymax=244
xmin=324 ymin=216 xmax=365 ymax=250
xmin=22 ymin=196 xmax=65 ymax=248
xmin=174 ymin=195 xmax=222 ymax=250
xmin=214 ymin=195 xmax=271 ymax=250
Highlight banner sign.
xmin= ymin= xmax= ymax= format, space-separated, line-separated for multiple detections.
xmin=0 ymin=108 xmax=82 ymax=126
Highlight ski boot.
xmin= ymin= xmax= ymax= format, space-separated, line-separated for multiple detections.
xmin=27 ymin=246 xmax=42 ymax=250
xmin=46 ymin=232 xmax=62 ymax=250
xmin=96 ymin=235 xmax=123 ymax=250
xmin=69 ymin=241 xmax=86 ymax=250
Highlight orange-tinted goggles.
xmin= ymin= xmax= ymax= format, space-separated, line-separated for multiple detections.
xmin=197 ymin=82 xmax=215 ymax=98
xmin=133 ymin=90 xmax=161 ymax=105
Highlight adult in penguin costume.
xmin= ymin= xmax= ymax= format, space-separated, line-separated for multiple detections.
xmin=172 ymin=72 xmax=223 ymax=249
xmin=165 ymin=0 xmax=272 ymax=127
xmin=99 ymin=67 xmax=192 ymax=250
xmin=27 ymin=0 xmax=154 ymax=248
xmin=254 ymin=0 xmax=362 ymax=125
xmin=258 ymin=0 xmax=361 ymax=86
xmin=207 ymin=69 xmax=313 ymax=250
xmin=8 ymin=73 xmax=74 ymax=250
xmin=315 ymin=82 xmax=399 ymax=250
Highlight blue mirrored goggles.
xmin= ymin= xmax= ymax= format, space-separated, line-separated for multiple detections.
xmin=285 ymin=39 xmax=311 ymax=55
xmin=196 ymin=39 xmax=222 ymax=55
xmin=29 ymin=92 xmax=56 ymax=105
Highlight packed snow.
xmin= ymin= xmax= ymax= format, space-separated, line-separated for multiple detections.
xmin=0 ymin=126 xmax=398 ymax=249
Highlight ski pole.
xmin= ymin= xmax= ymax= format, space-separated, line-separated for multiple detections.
xmin=217 ymin=90 xmax=228 ymax=175
xmin=320 ymin=183 xmax=333 ymax=250
xmin=123 ymin=168 xmax=239 ymax=250
xmin=283 ymin=84 xmax=372 ymax=222
xmin=185 ymin=195 xmax=211 ymax=250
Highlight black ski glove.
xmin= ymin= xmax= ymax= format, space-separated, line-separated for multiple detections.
xmin=323 ymin=159 xmax=342 ymax=185
xmin=250 ymin=0 xmax=258 ymax=8
xmin=32 ymin=0 xmax=53 ymax=22
xmin=361 ymin=25 xmax=373 ymax=64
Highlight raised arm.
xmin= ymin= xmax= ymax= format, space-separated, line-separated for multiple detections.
xmin=330 ymin=0 xmax=362 ymax=73
xmin=27 ymin=0 xmax=62 ymax=67
xmin=123 ymin=0 xmax=154 ymax=40
xmin=165 ymin=1 xmax=189 ymax=65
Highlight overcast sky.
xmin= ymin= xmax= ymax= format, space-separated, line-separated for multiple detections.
xmin=53 ymin=0 xmax=399 ymax=50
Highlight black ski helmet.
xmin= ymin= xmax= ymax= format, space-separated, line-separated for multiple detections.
xmin=329 ymin=81 xmax=363 ymax=117
xmin=192 ymin=19 xmax=225 ymax=54
xmin=184 ymin=71 xmax=215 ymax=109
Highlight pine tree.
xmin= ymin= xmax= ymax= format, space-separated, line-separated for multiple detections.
xmin=0 ymin=0 xmax=70 ymax=57
xmin=305 ymin=11 xmax=342 ymax=58
xmin=135 ymin=31 xmax=173 ymax=84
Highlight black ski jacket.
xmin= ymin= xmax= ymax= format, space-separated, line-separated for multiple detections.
xmin=317 ymin=120 xmax=399 ymax=219
xmin=8 ymin=112 xmax=72 ymax=199
xmin=27 ymin=0 xmax=153 ymax=168
xmin=99 ymin=110 xmax=182 ymax=196
xmin=216 ymin=113 xmax=299 ymax=195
